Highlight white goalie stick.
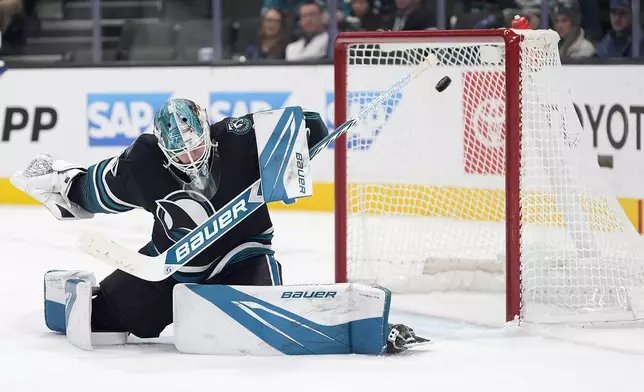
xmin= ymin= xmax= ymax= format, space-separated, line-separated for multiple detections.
xmin=77 ymin=53 xmax=440 ymax=282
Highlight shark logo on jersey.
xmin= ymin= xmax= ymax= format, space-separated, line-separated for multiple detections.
xmin=155 ymin=190 xmax=216 ymax=242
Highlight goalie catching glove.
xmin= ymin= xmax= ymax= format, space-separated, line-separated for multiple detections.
xmin=10 ymin=154 xmax=94 ymax=220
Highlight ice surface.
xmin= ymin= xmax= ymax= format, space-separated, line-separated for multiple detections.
xmin=2 ymin=206 xmax=644 ymax=392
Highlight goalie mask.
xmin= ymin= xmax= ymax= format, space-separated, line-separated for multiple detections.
xmin=153 ymin=98 xmax=220 ymax=199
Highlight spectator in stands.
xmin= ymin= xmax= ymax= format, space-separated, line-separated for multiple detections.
xmin=285 ymin=1 xmax=329 ymax=61
xmin=340 ymin=0 xmax=385 ymax=31
xmin=595 ymin=0 xmax=644 ymax=58
xmin=523 ymin=7 xmax=542 ymax=29
xmin=0 ymin=0 xmax=31 ymax=50
xmin=449 ymin=1 xmax=505 ymax=29
xmin=372 ymin=0 xmax=396 ymax=15
xmin=390 ymin=0 xmax=434 ymax=31
xmin=0 ymin=0 xmax=22 ymax=34
xmin=514 ymin=0 xmax=601 ymax=40
xmin=554 ymin=1 xmax=595 ymax=59
xmin=576 ymin=0 xmax=603 ymax=42
xmin=263 ymin=0 xmax=351 ymax=28
xmin=245 ymin=8 xmax=288 ymax=60
xmin=513 ymin=0 xmax=546 ymax=29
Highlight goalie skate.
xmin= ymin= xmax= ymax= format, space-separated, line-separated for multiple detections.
xmin=386 ymin=323 xmax=432 ymax=354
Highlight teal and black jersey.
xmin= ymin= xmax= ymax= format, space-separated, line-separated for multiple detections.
xmin=68 ymin=114 xmax=276 ymax=283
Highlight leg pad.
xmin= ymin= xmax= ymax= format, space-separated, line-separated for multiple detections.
xmin=44 ymin=270 xmax=128 ymax=350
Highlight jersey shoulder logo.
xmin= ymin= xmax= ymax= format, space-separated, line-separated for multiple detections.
xmin=226 ymin=117 xmax=253 ymax=135
xmin=155 ymin=190 xmax=216 ymax=242
xmin=105 ymin=156 xmax=120 ymax=177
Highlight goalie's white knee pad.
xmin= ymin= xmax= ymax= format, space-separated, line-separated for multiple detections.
xmin=44 ymin=270 xmax=127 ymax=350
xmin=173 ymin=283 xmax=391 ymax=356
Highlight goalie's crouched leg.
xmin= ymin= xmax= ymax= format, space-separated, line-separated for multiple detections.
xmin=43 ymin=270 xmax=128 ymax=350
xmin=44 ymin=254 xmax=283 ymax=345
xmin=95 ymin=253 xmax=283 ymax=340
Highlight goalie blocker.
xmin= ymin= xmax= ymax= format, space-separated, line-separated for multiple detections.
xmin=44 ymin=271 xmax=423 ymax=355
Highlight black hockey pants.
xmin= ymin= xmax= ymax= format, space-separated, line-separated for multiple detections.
xmin=90 ymin=252 xmax=283 ymax=338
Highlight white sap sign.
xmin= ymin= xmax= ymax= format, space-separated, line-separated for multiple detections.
xmin=0 ymin=64 xmax=644 ymax=198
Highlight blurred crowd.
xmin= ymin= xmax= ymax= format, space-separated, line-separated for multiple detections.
xmin=517 ymin=0 xmax=644 ymax=59
xmin=257 ymin=0 xmax=644 ymax=61
xmin=247 ymin=0 xmax=644 ymax=61
xmin=0 ymin=0 xmax=36 ymax=50
xmin=0 ymin=0 xmax=643 ymax=63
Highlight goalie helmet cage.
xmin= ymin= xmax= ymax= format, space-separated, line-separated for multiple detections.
xmin=333 ymin=29 xmax=644 ymax=324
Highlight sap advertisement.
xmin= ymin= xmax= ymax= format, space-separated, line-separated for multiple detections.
xmin=87 ymin=92 xmax=173 ymax=146
xmin=2 ymin=64 xmax=644 ymax=200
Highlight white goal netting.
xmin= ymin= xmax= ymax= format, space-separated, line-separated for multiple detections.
xmin=339 ymin=30 xmax=644 ymax=323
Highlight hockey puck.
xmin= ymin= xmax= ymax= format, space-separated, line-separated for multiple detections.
xmin=435 ymin=76 xmax=452 ymax=92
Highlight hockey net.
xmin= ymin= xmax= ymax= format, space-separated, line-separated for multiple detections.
xmin=333 ymin=29 xmax=644 ymax=324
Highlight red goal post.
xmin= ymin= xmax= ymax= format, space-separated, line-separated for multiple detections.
xmin=333 ymin=29 xmax=522 ymax=322
xmin=332 ymin=29 xmax=644 ymax=324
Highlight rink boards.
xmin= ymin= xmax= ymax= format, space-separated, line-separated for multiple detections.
xmin=0 ymin=64 xmax=643 ymax=232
